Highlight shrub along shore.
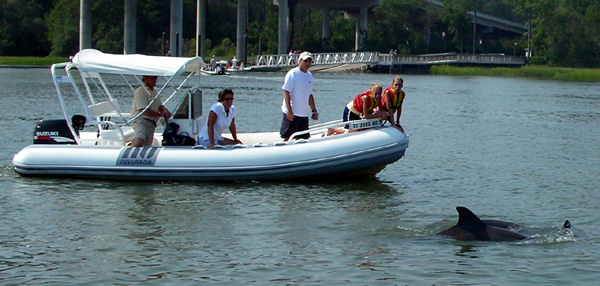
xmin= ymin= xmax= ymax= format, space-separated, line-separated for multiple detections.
xmin=2 ymin=56 xmax=599 ymax=82
xmin=0 ymin=56 xmax=69 ymax=67
xmin=430 ymin=65 xmax=600 ymax=82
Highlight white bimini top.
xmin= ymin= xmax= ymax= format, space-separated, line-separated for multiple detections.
xmin=70 ymin=49 xmax=204 ymax=76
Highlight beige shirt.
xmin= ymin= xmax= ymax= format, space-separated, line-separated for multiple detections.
xmin=131 ymin=84 xmax=162 ymax=121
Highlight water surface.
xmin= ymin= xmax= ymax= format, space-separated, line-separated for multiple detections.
xmin=1 ymin=68 xmax=599 ymax=285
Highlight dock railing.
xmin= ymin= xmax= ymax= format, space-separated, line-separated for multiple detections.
xmin=379 ymin=53 xmax=525 ymax=65
xmin=249 ymin=52 xmax=524 ymax=69
xmin=253 ymin=52 xmax=380 ymax=68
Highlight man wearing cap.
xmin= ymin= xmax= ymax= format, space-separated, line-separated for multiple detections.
xmin=130 ymin=75 xmax=171 ymax=147
xmin=280 ymin=51 xmax=318 ymax=141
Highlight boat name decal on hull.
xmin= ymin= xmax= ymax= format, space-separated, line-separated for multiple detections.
xmin=116 ymin=147 xmax=161 ymax=167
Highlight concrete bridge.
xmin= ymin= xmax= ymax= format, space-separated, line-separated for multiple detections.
xmin=78 ymin=0 xmax=529 ymax=63
xmin=423 ymin=0 xmax=528 ymax=37
xmin=275 ymin=0 xmax=528 ymax=54
xmin=248 ymin=51 xmax=525 ymax=72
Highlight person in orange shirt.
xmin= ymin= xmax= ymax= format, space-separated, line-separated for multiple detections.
xmin=379 ymin=76 xmax=406 ymax=133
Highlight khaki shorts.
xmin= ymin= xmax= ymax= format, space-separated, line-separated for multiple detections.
xmin=132 ymin=119 xmax=156 ymax=146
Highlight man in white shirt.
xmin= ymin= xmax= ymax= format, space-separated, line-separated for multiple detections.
xmin=280 ymin=51 xmax=318 ymax=141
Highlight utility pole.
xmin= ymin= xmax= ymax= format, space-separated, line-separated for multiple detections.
xmin=472 ymin=9 xmax=477 ymax=55
xmin=527 ymin=8 xmax=532 ymax=59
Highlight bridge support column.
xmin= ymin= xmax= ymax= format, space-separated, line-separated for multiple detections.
xmin=355 ymin=8 xmax=367 ymax=51
xmin=79 ymin=0 xmax=92 ymax=50
xmin=424 ymin=26 xmax=430 ymax=53
xmin=277 ymin=0 xmax=289 ymax=55
xmin=124 ymin=0 xmax=136 ymax=54
xmin=322 ymin=8 xmax=331 ymax=49
xmin=170 ymin=0 xmax=183 ymax=57
xmin=196 ymin=0 xmax=206 ymax=57
xmin=237 ymin=0 xmax=248 ymax=64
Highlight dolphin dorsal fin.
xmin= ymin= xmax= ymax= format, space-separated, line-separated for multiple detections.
xmin=456 ymin=207 xmax=486 ymax=227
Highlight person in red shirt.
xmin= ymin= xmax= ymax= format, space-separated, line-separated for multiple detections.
xmin=343 ymin=83 xmax=384 ymax=121
xmin=327 ymin=83 xmax=387 ymax=136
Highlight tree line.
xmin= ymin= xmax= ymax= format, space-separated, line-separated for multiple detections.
xmin=1 ymin=0 xmax=598 ymax=67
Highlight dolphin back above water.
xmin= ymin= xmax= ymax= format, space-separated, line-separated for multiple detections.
xmin=437 ymin=207 xmax=528 ymax=241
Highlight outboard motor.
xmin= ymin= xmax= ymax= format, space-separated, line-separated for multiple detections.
xmin=33 ymin=119 xmax=78 ymax=144
xmin=71 ymin=114 xmax=86 ymax=136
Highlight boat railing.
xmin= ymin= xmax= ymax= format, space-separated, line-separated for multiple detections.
xmin=288 ymin=118 xmax=383 ymax=140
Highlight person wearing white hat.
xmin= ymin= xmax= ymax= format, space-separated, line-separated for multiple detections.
xmin=210 ymin=55 xmax=217 ymax=71
xmin=280 ymin=51 xmax=318 ymax=141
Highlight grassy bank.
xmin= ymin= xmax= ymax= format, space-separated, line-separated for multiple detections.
xmin=430 ymin=65 xmax=600 ymax=82
xmin=0 ymin=56 xmax=69 ymax=67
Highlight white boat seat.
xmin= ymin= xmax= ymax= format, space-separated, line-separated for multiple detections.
xmin=96 ymin=127 xmax=135 ymax=146
xmin=87 ymin=99 xmax=131 ymax=128
xmin=89 ymin=99 xmax=120 ymax=117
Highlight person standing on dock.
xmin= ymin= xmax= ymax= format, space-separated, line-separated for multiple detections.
xmin=280 ymin=51 xmax=318 ymax=141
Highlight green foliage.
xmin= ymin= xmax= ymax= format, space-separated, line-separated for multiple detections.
xmin=46 ymin=0 xmax=79 ymax=57
xmin=291 ymin=8 xmax=323 ymax=52
xmin=0 ymin=56 xmax=68 ymax=66
xmin=509 ymin=0 xmax=600 ymax=67
xmin=442 ymin=3 xmax=472 ymax=53
xmin=209 ymin=38 xmax=236 ymax=58
xmin=368 ymin=0 xmax=423 ymax=53
xmin=1 ymin=0 xmax=599 ymax=67
xmin=94 ymin=1 xmax=125 ymax=54
xmin=257 ymin=3 xmax=281 ymax=54
xmin=0 ymin=0 xmax=51 ymax=56
xmin=329 ymin=16 xmax=354 ymax=52
xmin=430 ymin=65 xmax=600 ymax=81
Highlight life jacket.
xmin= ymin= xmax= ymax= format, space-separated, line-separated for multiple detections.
xmin=381 ymin=87 xmax=405 ymax=111
xmin=348 ymin=90 xmax=378 ymax=115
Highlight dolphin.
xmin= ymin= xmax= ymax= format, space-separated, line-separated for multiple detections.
xmin=437 ymin=207 xmax=528 ymax=241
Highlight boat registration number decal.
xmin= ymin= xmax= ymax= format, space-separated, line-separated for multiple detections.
xmin=349 ymin=119 xmax=379 ymax=130
xmin=116 ymin=147 xmax=161 ymax=167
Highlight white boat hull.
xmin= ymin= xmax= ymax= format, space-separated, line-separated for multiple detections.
xmin=13 ymin=127 xmax=408 ymax=181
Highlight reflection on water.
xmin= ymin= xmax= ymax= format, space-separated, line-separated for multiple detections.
xmin=456 ymin=245 xmax=479 ymax=258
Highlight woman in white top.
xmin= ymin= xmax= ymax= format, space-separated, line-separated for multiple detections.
xmin=197 ymin=88 xmax=242 ymax=149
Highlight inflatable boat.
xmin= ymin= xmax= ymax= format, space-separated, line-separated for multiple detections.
xmin=12 ymin=49 xmax=408 ymax=181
